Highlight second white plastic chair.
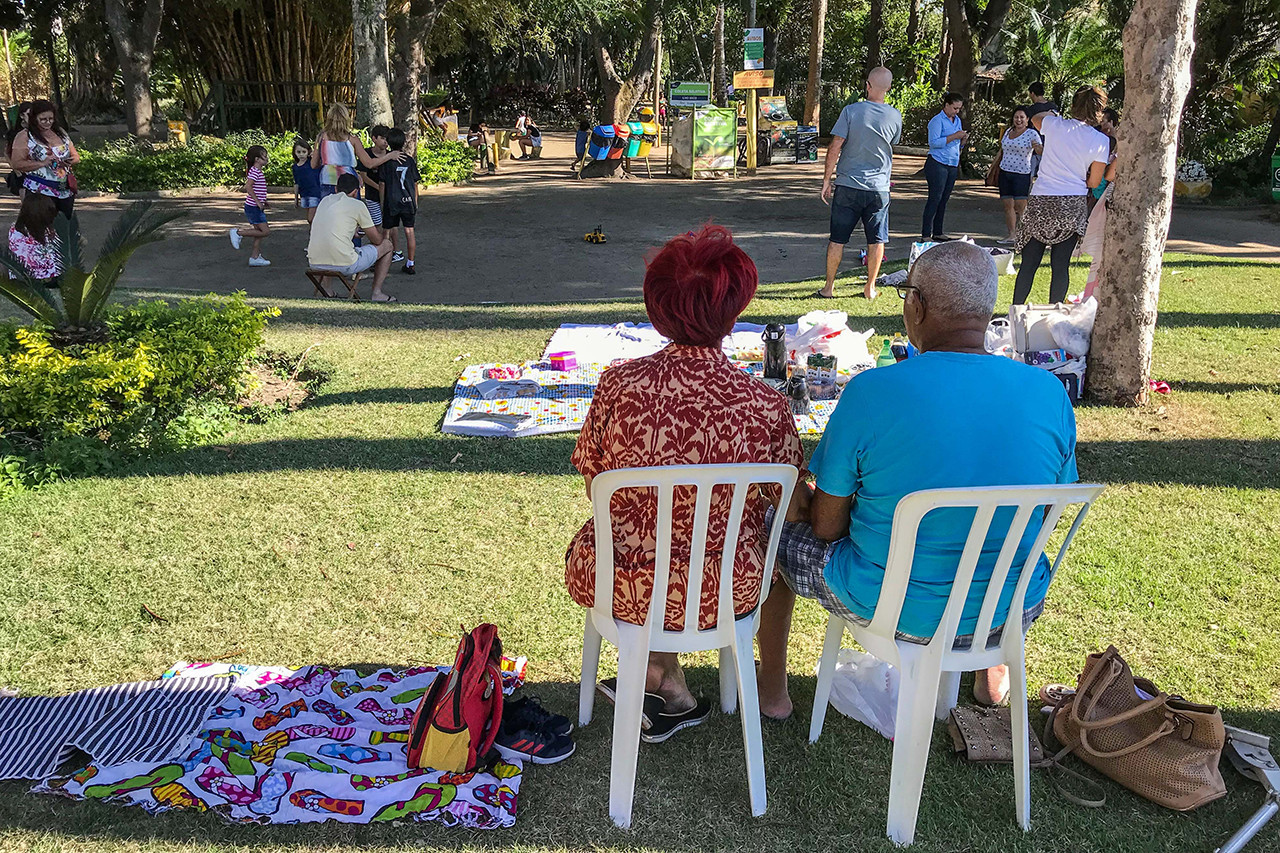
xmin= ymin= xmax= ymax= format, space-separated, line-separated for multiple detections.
xmin=578 ymin=463 xmax=798 ymax=828
xmin=809 ymin=483 xmax=1103 ymax=846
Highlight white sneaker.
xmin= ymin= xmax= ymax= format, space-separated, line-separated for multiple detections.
xmin=229 ymin=228 xmax=242 ymax=250
xmin=392 ymin=251 xmax=405 ymax=263
xmin=248 ymin=256 xmax=271 ymax=267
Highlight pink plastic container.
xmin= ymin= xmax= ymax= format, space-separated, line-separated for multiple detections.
xmin=549 ymin=351 xmax=577 ymax=371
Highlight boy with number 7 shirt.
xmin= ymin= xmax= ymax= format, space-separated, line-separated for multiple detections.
xmin=378 ymin=128 xmax=421 ymax=275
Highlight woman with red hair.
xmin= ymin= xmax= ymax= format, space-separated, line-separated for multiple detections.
xmin=565 ymin=225 xmax=805 ymax=742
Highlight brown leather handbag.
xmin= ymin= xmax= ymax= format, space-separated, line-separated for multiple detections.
xmin=1051 ymin=646 xmax=1227 ymax=811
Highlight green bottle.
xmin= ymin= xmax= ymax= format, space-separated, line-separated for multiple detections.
xmin=875 ymin=338 xmax=896 ymax=367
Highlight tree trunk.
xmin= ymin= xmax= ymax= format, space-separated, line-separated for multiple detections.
xmin=802 ymin=0 xmax=826 ymax=126
xmin=688 ymin=17 xmax=706 ymax=80
xmin=906 ymin=0 xmax=920 ymax=82
xmin=103 ymin=0 xmax=165 ymax=139
xmin=390 ymin=14 xmax=424 ymax=147
xmin=1087 ymin=0 xmax=1197 ymax=407
xmin=353 ymin=0 xmax=393 ymax=126
xmin=1262 ymin=92 xmax=1280 ymax=160
xmin=943 ymin=0 xmax=974 ymax=101
xmin=713 ymin=0 xmax=726 ymax=105
xmin=591 ymin=0 xmax=661 ymax=125
xmin=935 ymin=3 xmax=949 ymax=90
xmin=864 ymin=0 xmax=883 ymax=74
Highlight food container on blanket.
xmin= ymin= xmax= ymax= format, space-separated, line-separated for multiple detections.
xmin=485 ymin=364 xmax=523 ymax=380
xmin=588 ymin=125 xmax=615 ymax=160
xmin=609 ymin=124 xmax=631 ymax=159
xmin=626 ymin=122 xmax=645 ymax=157
xmin=549 ymin=351 xmax=578 ymax=371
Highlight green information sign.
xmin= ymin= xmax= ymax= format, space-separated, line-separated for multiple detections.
xmin=743 ymin=28 xmax=764 ymax=70
xmin=669 ymin=81 xmax=712 ymax=108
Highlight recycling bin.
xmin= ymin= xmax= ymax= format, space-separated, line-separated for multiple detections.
xmin=626 ymin=121 xmax=645 ymax=157
xmin=587 ymin=125 xmax=615 ymax=160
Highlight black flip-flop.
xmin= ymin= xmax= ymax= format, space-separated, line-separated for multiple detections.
xmin=371 ymin=295 xmax=399 ymax=304
xmin=812 ymin=290 xmax=837 ymax=299
xmin=640 ymin=697 xmax=712 ymax=743
xmin=596 ymin=678 xmax=665 ymax=731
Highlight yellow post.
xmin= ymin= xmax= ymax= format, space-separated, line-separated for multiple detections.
xmin=653 ymin=34 xmax=663 ymax=148
xmin=746 ymin=89 xmax=757 ymax=175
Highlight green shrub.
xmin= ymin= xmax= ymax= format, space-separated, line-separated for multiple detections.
xmin=78 ymin=130 xmax=477 ymax=193
xmin=0 ymin=293 xmax=276 ymax=492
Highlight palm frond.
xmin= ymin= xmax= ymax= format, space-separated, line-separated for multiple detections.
xmin=80 ymin=203 xmax=186 ymax=321
xmin=55 ymin=215 xmax=89 ymax=326
xmin=0 ymin=249 xmax=62 ymax=324
xmin=53 ymin=211 xmax=84 ymax=274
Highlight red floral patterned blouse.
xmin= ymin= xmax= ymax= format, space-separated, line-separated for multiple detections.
xmin=565 ymin=344 xmax=804 ymax=631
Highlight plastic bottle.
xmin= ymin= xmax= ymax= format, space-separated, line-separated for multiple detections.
xmin=763 ymin=323 xmax=787 ymax=380
xmin=890 ymin=335 xmax=908 ymax=362
xmin=875 ymin=338 xmax=896 ymax=368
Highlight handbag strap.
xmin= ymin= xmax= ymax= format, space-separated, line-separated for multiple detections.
xmin=1037 ymin=702 xmax=1108 ymax=809
xmin=1069 ymin=653 xmax=1172 ymax=731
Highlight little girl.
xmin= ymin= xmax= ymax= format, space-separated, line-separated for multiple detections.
xmin=230 ymin=145 xmax=270 ymax=267
xmin=292 ymin=140 xmax=322 ymax=224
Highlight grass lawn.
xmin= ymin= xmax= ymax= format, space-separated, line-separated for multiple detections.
xmin=1 ymin=253 xmax=1278 ymax=853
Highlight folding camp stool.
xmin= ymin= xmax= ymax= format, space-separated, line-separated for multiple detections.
xmin=306 ymin=269 xmax=362 ymax=300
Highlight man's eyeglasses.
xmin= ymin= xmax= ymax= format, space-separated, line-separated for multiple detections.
xmin=895 ymin=283 xmax=922 ymax=300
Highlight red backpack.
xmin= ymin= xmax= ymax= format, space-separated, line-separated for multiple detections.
xmin=407 ymin=624 xmax=504 ymax=773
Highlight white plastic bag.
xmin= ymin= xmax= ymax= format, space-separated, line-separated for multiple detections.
xmin=1045 ymin=297 xmax=1098 ymax=355
xmin=984 ymin=318 xmax=1012 ymax=353
xmin=820 ymin=648 xmax=899 ymax=740
xmin=909 ymin=236 xmax=976 ymax=270
xmin=789 ymin=310 xmax=876 ymax=370
xmin=988 ymin=247 xmax=1016 ymax=276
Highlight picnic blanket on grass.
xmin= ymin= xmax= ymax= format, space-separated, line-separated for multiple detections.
xmin=35 ymin=660 xmax=528 ymax=828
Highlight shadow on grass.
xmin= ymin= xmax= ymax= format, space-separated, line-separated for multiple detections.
xmin=1157 ymin=312 xmax=1280 ymax=330
xmin=107 ymin=437 xmax=1280 ymax=489
xmin=0 ymin=668 xmax=1276 ymax=853
xmin=1167 ymin=381 xmax=1280 ymax=395
xmin=306 ymin=386 xmax=456 ymax=407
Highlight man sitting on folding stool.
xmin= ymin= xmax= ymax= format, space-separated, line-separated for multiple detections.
xmin=306 ymin=172 xmax=398 ymax=303
xmin=756 ymin=240 xmax=1079 ymax=718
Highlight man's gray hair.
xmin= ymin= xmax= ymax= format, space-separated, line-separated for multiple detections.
xmin=910 ymin=241 xmax=998 ymax=319
xmin=867 ymin=66 xmax=893 ymax=93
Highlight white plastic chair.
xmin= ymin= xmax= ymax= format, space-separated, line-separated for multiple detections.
xmin=578 ymin=463 xmax=799 ymax=828
xmin=809 ymin=483 xmax=1103 ymax=846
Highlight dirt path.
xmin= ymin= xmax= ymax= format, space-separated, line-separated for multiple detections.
xmin=5 ymin=132 xmax=1277 ymax=304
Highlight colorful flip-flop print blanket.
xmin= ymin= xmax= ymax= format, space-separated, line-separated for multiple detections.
xmin=36 ymin=660 xmax=527 ymax=828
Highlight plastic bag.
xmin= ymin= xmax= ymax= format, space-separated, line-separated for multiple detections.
xmin=1045 ymin=297 xmax=1098 ymax=355
xmin=909 ymin=236 xmax=976 ymax=270
xmin=788 ymin=310 xmax=876 ymax=370
xmin=820 ymin=648 xmax=899 ymax=740
xmin=988 ymin=247 xmax=1016 ymax=276
xmin=984 ymin=318 xmax=1012 ymax=353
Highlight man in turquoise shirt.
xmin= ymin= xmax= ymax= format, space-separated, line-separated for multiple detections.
xmin=755 ymin=241 xmax=1077 ymax=719
xmin=922 ymin=93 xmax=967 ymax=241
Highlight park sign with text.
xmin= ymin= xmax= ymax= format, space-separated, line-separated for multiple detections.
xmin=733 ymin=70 xmax=775 ymax=89
xmin=744 ymin=28 xmax=764 ymax=70
xmin=669 ymin=81 xmax=712 ymax=108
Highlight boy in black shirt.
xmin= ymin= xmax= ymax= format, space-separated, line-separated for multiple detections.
xmin=378 ymin=128 xmax=420 ymax=274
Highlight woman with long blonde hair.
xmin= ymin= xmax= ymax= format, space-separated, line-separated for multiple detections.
xmin=310 ymin=103 xmax=405 ymax=198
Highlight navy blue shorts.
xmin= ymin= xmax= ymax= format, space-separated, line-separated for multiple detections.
xmin=244 ymin=203 xmax=267 ymax=225
xmin=829 ymin=185 xmax=890 ymax=245
xmin=998 ymin=169 xmax=1032 ymax=200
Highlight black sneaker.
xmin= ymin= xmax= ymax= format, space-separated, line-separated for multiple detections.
xmin=494 ymin=726 xmax=576 ymax=764
xmin=640 ymin=697 xmax=711 ymax=744
xmin=403 ymin=264 xmax=416 ymax=275
xmin=505 ymin=694 xmax=571 ymax=737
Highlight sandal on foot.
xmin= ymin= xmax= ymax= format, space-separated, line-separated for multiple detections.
xmin=371 ymin=295 xmax=399 ymax=303
xmin=813 ymin=290 xmax=837 ymax=299
xmin=641 ymin=697 xmax=712 ymax=743
xmin=596 ymin=678 xmax=665 ymax=731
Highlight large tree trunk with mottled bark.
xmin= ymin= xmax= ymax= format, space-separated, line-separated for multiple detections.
xmin=103 ymin=0 xmax=164 ymax=139
xmin=592 ymin=0 xmax=661 ymax=125
xmin=906 ymin=0 xmax=920 ymax=82
xmin=353 ymin=0 xmax=394 ymax=127
xmin=802 ymin=0 xmax=826 ymax=125
xmin=390 ymin=0 xmax=446 ymax=149
xmin=1087 ymin=0 xmax=1197 ymax=406
xmin=942 ymin=0 xmax=1011 ymax=102
xmin=713 ymin=0 xmax=726 ymax=106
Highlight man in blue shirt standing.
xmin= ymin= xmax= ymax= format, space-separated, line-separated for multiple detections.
xmin=754 ymin=241 xmax=1078 ymax=719
xmin=818 ymin=67 xmax=902 ymax=300
xmin=922 ymin=92 xmax=968 ymax=242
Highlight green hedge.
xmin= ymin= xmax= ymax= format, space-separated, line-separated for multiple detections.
xmin=0 ymin=293 xmax=276 ymax=490
xmin=76 ymin=130 xmax=477 ymax=193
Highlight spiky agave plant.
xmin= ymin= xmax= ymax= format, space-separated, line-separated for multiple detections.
xmin=0 ymin=200 xmax=185 ymax=345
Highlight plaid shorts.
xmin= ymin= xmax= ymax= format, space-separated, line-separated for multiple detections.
xmin=766 ymin=506 xmax=1044 ymax=650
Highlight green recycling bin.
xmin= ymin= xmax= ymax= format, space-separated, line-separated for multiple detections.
xmin=1272 ymin=151 xmax=1280 ymax=201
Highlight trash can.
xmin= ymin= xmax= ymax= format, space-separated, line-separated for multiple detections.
xmin=588 ymin=124 xmax=615 ymax=160
xmin=637 ymin=120 xmax=659 ymax=157
xmin=626 ymin=121 xmax=645 ymax=157
xmin=609 ymin=123 xmax=630 ymax=159
xmin=1272 ymin=151 xmax=1280 ymax=202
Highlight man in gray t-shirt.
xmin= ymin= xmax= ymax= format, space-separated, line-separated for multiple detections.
xmin=820 ymin=66 xmax=902 ymax=299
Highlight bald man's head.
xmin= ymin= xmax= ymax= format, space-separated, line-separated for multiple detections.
xmin=867 ymin=67 xmax=893 ymax=98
